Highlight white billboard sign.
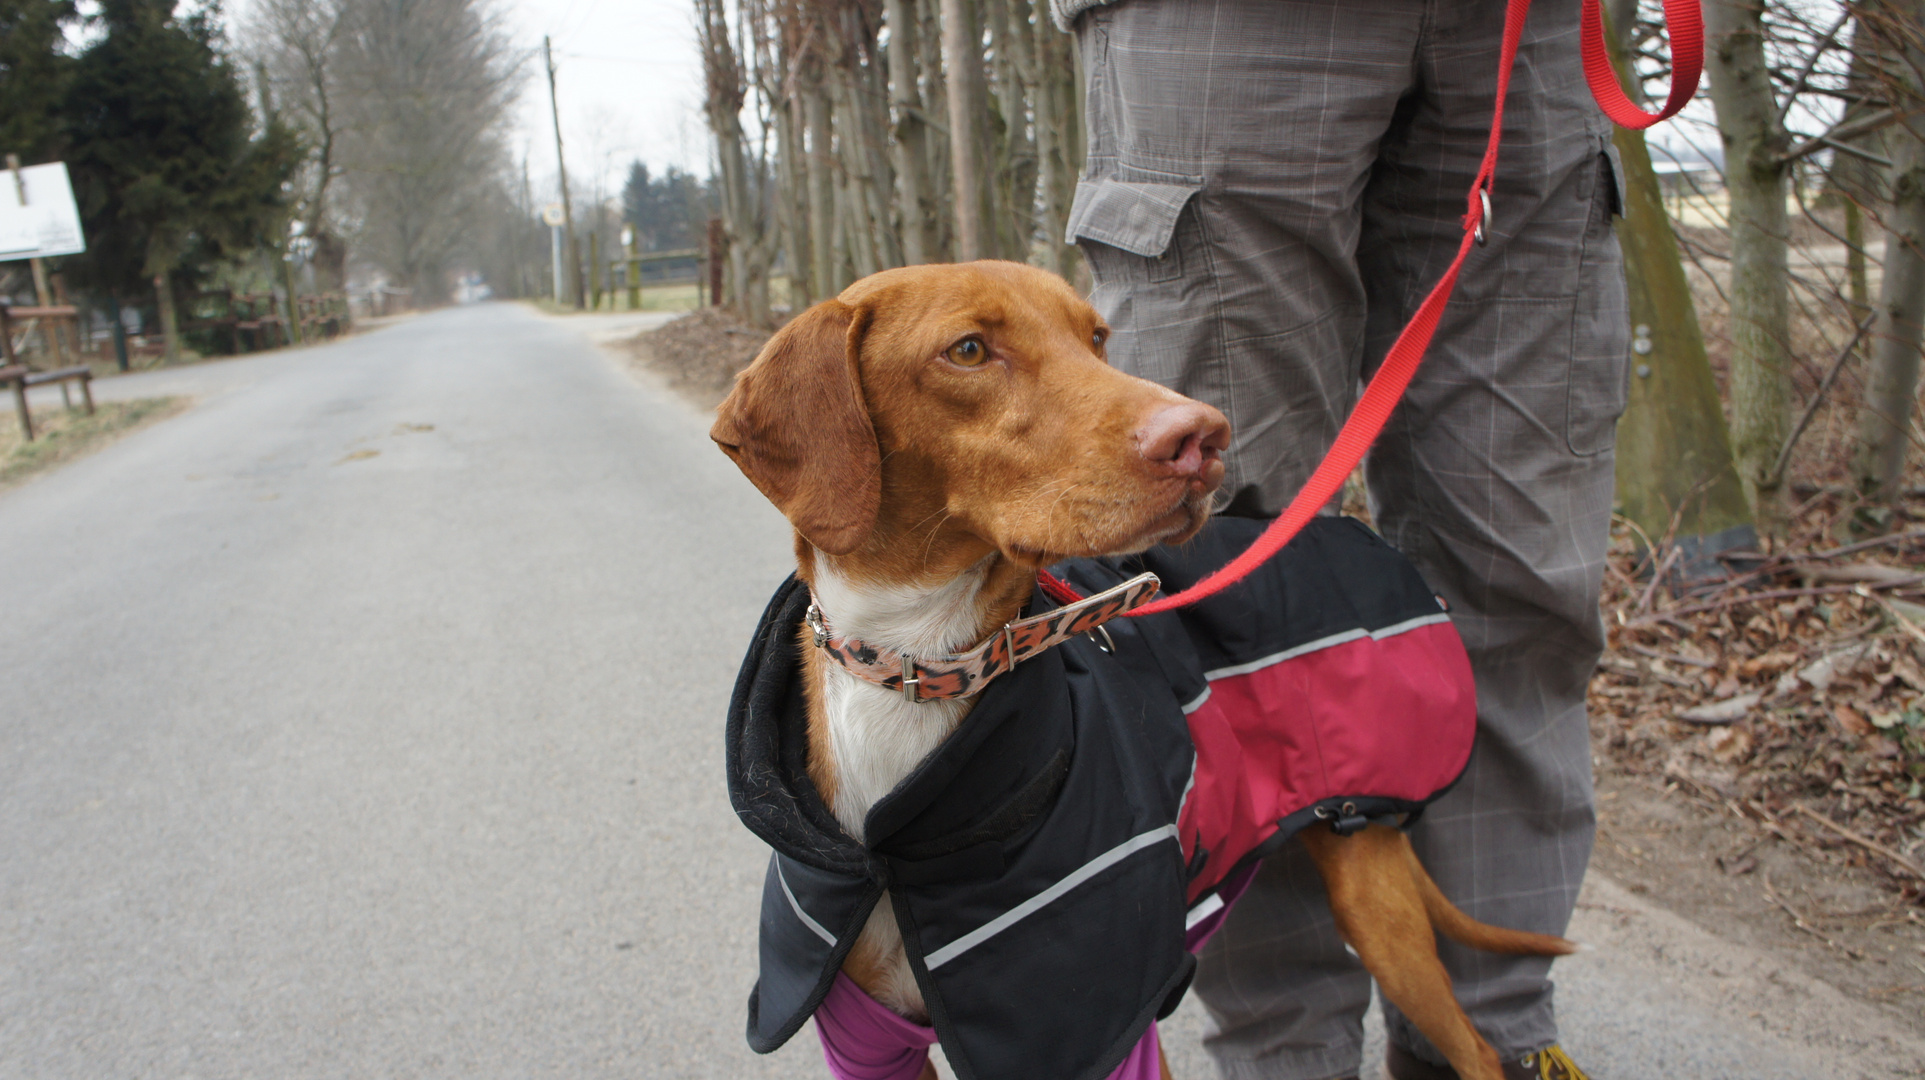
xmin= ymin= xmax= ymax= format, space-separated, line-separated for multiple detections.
xmin=0 ymin=162 xmax=87 ymax=262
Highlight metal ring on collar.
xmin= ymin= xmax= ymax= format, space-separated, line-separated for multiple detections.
xmin=1087 ymin=625 xmax=1117 ymax=654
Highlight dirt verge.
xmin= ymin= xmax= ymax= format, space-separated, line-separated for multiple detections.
xmin=1590 ymin=505 xmax=1925 ymax=1036
xmin=0 ymin=396 xmax=190 ymax=492
xmin=621 ymin=308 xmax=771 ymax=410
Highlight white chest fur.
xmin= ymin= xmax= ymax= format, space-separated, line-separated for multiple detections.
xmin=809 ymin=554 xmax=986 ymax=840
xmin=808 ymin=554 xmax=992 ymax=1019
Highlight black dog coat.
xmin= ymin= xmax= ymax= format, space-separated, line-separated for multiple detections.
xmin=724 ymin=516 xmax=1476 ymax=1080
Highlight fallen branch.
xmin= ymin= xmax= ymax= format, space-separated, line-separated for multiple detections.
xmin=1790 ymin=803 xmax=1925 ymax=881
xmin=1763 ymin=876 xmax=1867 ymax=959
xmin=1623 ymin=642 xmax=1717 ymax=669
xmin=1803 ymin=527 xmax=1925 ymax=563
xmin=1634 ymin=545 xmax=1683 ymax=616
xmin=1598 ymin=654 xmax=1699 ymax=689
xmin=1627 ymin=585 xmax=1862 ymax=625
xmin=1855 ymin=585 xmax=1925 ymax=650
xmin=1741 ymin=799 xmax=1828 ymax=861
xmin=1801 ymin=562 xmax=1925 ymax=587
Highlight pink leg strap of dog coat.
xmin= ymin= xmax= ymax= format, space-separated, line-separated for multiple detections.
xmin=814 ymin=971 xmax=1163 ymax=1080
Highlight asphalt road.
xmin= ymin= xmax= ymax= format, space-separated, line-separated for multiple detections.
xmin=3 ymin=304 xmax=1919 ymax=1078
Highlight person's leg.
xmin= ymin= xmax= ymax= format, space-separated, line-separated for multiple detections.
xmin=1357 ymin=0 xmax=1626 ymax=1065
xmin=1070 ymin=1 xmax=1426 ymax=1076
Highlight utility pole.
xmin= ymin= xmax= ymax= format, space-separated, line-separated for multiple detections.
xmin=543 ymin=37 xmax=585 ymax=310
xmin=623 ymin=225 xmax=640 ymax=311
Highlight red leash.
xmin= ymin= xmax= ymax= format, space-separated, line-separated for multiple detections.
xmin=1039 ymin=0 xmax=1703 ymax=616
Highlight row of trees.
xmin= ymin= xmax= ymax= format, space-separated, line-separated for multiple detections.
xmin=243 ymin=0 xmax=539 ymax=305
xmin=3 ymin=0 xmax=302 ymax=358
xmin=1609 ymin=0 xmax=1925 ymax=546
xmin=1 ymin=0 xmax=552 ymax=360
xmin=691 ymin=0 xmax=1925 ymax=547
xmin=695 ymin=0 xmax=1080 ymax=325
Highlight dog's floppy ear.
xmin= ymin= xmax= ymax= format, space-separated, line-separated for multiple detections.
xmin=711 ymin=299 xmax=879 ymax=555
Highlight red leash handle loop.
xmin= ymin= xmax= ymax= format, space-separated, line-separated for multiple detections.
xmin=1581 ymin=0 xmax=1704 ymax=130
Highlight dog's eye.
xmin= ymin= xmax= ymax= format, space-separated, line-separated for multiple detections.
xmin=945 ymin=337 xmax=988 ymax=367
xmin=1092 ymin=329 xmax=1108 ymax=350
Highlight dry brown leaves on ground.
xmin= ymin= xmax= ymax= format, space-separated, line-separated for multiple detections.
xmin=1593 ymin=507 xmax=1925 ymax=908
xmin=625 ymin=308 xmax=772 ymax=409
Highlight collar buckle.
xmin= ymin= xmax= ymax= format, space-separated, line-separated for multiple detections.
xmin=805 ymin=601 xmax=829 ymax=649
xmin=899 ymin=650 xmax=922 ymax=704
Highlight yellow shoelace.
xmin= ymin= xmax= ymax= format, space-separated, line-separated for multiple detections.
xmin=1523 ymin=1044 xmax=1590 ymax=1080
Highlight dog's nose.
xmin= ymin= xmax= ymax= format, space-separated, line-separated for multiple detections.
xmin=1137 ymin=401 xmax=1231 ymax=487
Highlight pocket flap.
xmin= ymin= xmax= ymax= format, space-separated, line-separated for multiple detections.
xmin=1065 ymin=177 xmax=1202 ymax=257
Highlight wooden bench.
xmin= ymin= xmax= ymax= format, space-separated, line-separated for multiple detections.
xmin=1 ymin=363 xmax=94 ymax=442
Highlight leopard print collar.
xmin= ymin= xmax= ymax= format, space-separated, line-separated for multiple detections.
xmin=804 ymin=572 xmax=1162 ymax=703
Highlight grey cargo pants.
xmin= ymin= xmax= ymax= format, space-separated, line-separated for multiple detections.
xmin=1064 ymin=1 xmax=1627 ymax=1076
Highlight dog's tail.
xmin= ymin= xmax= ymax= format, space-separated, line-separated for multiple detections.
xmin=1400 ymin=838 xmax=1580 ymax=956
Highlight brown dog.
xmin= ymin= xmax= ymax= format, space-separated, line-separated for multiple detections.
xmin=712 ymin=261 xmax=1574 ymax=1080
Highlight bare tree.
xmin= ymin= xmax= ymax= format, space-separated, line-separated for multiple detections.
xmin=245 ymin=0 xmax=352 ymax=288
xmin=1704 ymin=0 xmax=1797 ymax=530
xmin=1852 ymin=0 xmax=1925 ymax=502
xmin=941 ymin=0 xmax=995 ymax=260
xmin=883 ymin=0 xmax=938 ymax=264
xmin=331 ymin=0 xmax=522 ymax=303
xmin=1606 ymin=0 xmax=1753 ymax=559
xmin=698 ymin=0 xmax=774 ymax=323
xmin=692 ymin=0 xmax=1082 ymax=321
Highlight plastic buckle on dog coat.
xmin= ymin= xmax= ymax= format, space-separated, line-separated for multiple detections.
xmin=1315 ymin=802 xmax=1369 ymax=836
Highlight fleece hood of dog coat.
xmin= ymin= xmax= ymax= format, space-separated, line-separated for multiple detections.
xmin=724 ymin=516 xmax=1477 ymax=1080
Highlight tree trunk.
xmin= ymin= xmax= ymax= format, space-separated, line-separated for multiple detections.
xmin=851 ymin=14 xmax=904 ymax=270
xmin=806 ymin=82 xmax=839 ymax=295
xmin=1704 ymin=0 xmax=1793 ymax=535
xmin=777 ymin=95 xmax=814 ymax=307
xmin=918 ymin=0 xmax=954 ymax=260
xmin=697 ymin=0 xmax=769 ymax=325
xmin=941 ymin=0 xmax=995 ymax=260
xmin=1853 ymin=0 xmax=1925 ymax=504
xmin=828 ymin=34 xmax=899 ymax=274
xmin=986 ymin=0 xmax=1037 ymax=260
xmin=1031 ymin=0 xmax=1079 ymax=278
xmin=832 ymin=80 xmax=884 ymax=282
xmin=1832 ymin=15 xmax=1883 ymax=356
xmin=885 ymin=0 xmax=938 ymax=264
xmin=154 ymin=272 xmax=181 ymax=364
xmin=1847 ymin=201 xmax=1870 ymax=338
xmin=1605 ymin=4 xmax=1753 ymax=555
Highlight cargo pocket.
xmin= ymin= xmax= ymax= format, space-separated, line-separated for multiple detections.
xmin=1567 ymin=149 xmax=1630 ymax=456
xmin=1066 ymin=175 xmax=1205 ymax=286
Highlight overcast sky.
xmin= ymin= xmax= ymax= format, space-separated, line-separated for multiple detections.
xmin=498 ymin=0 xmax=710 ymax=201
xmin=208 ymin=0 xmax=711 ymax=205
